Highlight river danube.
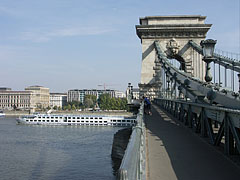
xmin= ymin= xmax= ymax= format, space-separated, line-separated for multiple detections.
xmin=0 ymin=117 xmax=122 ymax=180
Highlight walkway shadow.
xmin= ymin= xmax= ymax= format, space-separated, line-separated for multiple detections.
xmin=145 ymin=104 xmax=240 ymax=180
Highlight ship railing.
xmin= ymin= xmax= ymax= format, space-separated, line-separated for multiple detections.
xmin=118 ymin=102 xmax=146 ymax=180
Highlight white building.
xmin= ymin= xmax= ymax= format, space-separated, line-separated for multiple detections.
xmin=132 ymin=88 xmax=140 ymax=100
xmin=0 ymin=90 xmax=33 ymax=110
xmin=67 ymin=89 xmax=117 ymax=103
xmin=25 ymin=85 xmax=50 ymax=109
xmin=115 ymin=91 xmax=126 ymax=98
xmin=50 ymin=93 xmax=67 ymax=108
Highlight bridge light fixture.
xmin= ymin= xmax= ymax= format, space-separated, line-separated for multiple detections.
xmin=201 ymin=39 xmax=217 ymax=58
xmin=200 ymin=39 xmax=217 ymax=83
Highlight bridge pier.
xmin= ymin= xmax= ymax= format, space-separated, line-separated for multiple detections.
xmin=136 ymin=15 xmax=211 ymax=98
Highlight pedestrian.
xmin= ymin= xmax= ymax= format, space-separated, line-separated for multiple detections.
xmin=144 ymin=97 xmax=152 ymax=115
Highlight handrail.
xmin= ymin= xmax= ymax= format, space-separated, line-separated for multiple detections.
xmin=154 ymin=41 xmax=240 ymax=109
xmin=189 ymin=40 xmax=240 ymax=71
xmin=118 ymin=102 xmax=146 ymax=180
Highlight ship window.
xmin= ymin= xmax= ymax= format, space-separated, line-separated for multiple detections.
xmin=95 ymin=117 xmax=98 ymax=119
xmin=47 ymin=117 xmax=49 ymax=119
xmin=77 ymin=120 xmax=80 ymax=122
xmin=51 ymin=120 xmax=54 ymax=122
xmin=30 ymin=120 xmax=33 ymax=122
xmin=26 ymin=120 xmax=29 ymax=122
xmin=55 ymin=117 xmax=58 ymax=119
xmin=34 ymin=120 xmax=37 ymax=122
xmin=86 ymin=117 xmax=89 ymax=119
xmin=90 ymin=117 xmax=93 ymax=119
xmin=95 ymin=121 xmax=98 ymax=123
xmin=90 ymin=121 xmax=93 ymax=123
xmin=38 ymin=120 xmax=41 ymax=122
xmin=104 ymin=121 xmax=107 ymax=123
xmin=81 ymin=121 xmax=84 ymax=122
xmin=113 ymin=120 xmax=116 ymax=122
xmin=99 ymin=121 xmax=102 ymax=123
xmin=42 ymin=120 xmax=45 ymax=122
xmin=73 ymin=117 xmax=75 ymax=119
xmin=81 ymin=117 xmax=84 ymax=119
xmin=68 ymin=120 xmax=71 ymax=122
xmin=51 ymin=117 xmax=54 ymax=119
xmin=64 ymin=120 xmax=67 ymax=122
xmin=47 ymin=120 xmax=49 ymax=122
xmin=99 ymin=117 xmax=102 ymax=119
xmin=117 ymin=120 xmax=121 ymax=122
xmin=127 ymin=120 xmax=130 ymax=122
xmin=77 ymin=117 xmax=80 ymax=119
xmin=86 ymin=121 xmax=89 ymax=123
xmin=55 ymin=120 xmax=58 ymax=122
xmin=72 ymin=120 xmax=75 ymax=122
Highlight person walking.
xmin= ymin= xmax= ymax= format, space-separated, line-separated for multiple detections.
xmin=144 ymin=97 xmax=152 ymax=115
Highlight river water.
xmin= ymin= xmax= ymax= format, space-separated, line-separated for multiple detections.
xmin=0 ymin=117 xmax=121 ymax=180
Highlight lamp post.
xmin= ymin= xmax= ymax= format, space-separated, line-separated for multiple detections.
xmin=200 ymin=39 xmax=217 ymax=83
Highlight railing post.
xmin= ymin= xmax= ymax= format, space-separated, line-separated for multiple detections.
xmin=224 ymin=113 xmax=234 ymax=155
xmin=238 ymin=73 xmax=240 ymax=94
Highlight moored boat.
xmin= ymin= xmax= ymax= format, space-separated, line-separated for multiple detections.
xmin=0 ymin=110 xmax=5 ymax=117
xmin=16 ymin=114 xmax=136 ymax=127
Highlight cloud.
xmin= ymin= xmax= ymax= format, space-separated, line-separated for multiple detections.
xmin=19 ymin=26 xmax=115 ymax=42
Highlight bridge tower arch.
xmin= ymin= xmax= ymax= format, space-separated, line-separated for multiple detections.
xmin=136 ymin=15 xmax=212 ymax=99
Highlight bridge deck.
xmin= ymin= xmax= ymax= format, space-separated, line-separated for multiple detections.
xmin=145 ymin=104 xmax=240 ymax=180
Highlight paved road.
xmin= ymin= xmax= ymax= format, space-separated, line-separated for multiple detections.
xmin=145 ymin=104 xmax=240 ymax=180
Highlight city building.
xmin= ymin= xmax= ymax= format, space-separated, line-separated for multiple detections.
xmin=0 ymin=87 xmax=11 ymax=91
xmin=115 ymin=91 xmax=126 ymax=98
xmin=132 ymin=88 xmax=140 ymax=100
xmin=0 ymin=89 xmax=33 ymax=110
xmin=25 ymin=85 xmax=50 ymax=109
xmin=67 ymin=89 xmax=117 ymax=103
xmin=50 ymin=93 xmax=67 ymax=108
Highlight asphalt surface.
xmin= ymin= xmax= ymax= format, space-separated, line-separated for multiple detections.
xmin=145 ymin=104 xmax=240 ymax=180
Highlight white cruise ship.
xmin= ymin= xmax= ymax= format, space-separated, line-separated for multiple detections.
xmin=16 ymin=114 xmax=136 ymax=127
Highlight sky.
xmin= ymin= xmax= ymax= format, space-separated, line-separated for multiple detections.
xmin=0 ymin=0 xmax=239 ymax=93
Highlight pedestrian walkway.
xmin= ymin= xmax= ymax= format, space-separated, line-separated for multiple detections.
xmin=145 ymin=104 xmax=240 ymax=180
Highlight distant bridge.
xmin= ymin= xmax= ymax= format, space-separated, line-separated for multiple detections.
xmin=118 ymin=15 xmax=240 ymax=180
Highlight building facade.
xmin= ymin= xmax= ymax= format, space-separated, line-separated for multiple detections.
xmin=0 ymin=90 xmax=33 ymax=110
xmin=115 ymin=91 xmax=126 ymax=98
xmin=67 ymin=89 xmax=117 ymax=103
xmin=50 ymin=93 xmax=67 ymax=108
xmin=132 ymin=88 xmax=140 ymax=100
xmin=25 ymin=85 xmax=50 ymax=109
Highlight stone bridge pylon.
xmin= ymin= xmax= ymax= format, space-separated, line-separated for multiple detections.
xmin=136 ymin=15 xmax=212 ymax=99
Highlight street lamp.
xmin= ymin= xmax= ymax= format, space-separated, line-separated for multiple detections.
xmin=200 ymin=39 xmax=217 ymax=83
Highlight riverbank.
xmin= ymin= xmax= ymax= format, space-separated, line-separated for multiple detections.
xmin=4 ymin=110 xmax=133 ymax=117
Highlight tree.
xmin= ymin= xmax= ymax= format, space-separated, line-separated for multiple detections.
xmin=72 ymin=104 xmax=76 ymax=110
xmin=53 ymin=106 xmax=58 ymax=110
xmin=67 ymin=104 xmax=71 ymax=110
xmin=98 ymin=94 xmax=111 ymax=110
xmin=84 ymin=95 xmax=97 ymax=108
